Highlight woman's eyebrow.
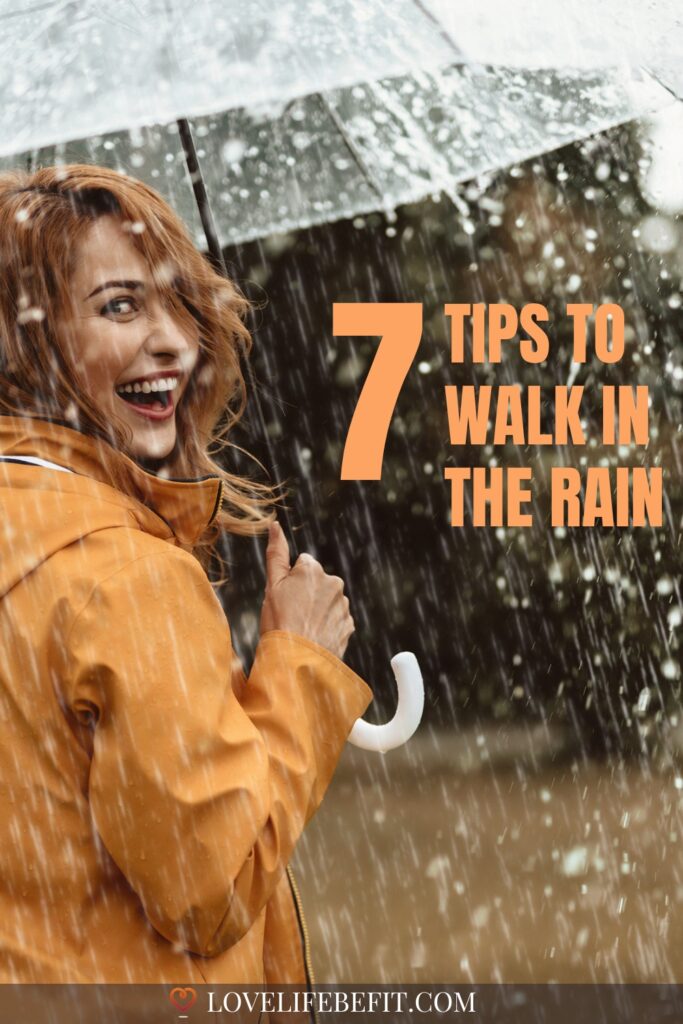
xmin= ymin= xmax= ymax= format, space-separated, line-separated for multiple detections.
xmin=85 ymin=279 xmax=145 ymax=300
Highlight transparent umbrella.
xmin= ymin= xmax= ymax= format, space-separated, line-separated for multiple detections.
xmin=0 ymin=0 xmax=677 ymax=249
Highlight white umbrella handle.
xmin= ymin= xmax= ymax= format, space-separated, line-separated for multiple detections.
xmin=348 ymin=652 xmax=424 ymax=752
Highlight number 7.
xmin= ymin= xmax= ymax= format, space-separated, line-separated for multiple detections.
xmin=333 ymin=303 xmax=423 ymax=480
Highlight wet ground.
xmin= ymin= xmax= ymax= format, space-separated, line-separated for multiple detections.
xmin=294 ymin=728 xmax=683 ymax=983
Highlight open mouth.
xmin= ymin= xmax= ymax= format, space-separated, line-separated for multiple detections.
xmin=115 ymin=375 xmax=179 ymax=415
xmin=120 ymin=390 xmax=171 ymax=410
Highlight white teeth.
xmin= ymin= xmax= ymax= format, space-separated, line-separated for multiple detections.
xmin=116 ymin=375 xmax=179 ymax=395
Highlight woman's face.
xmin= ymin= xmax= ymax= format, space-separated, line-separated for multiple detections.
xmin=62 ymin=215 xmax=200 ymax=462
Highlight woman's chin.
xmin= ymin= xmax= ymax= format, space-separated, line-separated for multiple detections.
xmin=127 ymin=420 xmax=177 ymax=464
xmin=113 ymin=393 xmax=178 ymax=464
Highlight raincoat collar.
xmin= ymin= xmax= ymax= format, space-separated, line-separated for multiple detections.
xmin=0 ymin=414 xmax=222 ymax=548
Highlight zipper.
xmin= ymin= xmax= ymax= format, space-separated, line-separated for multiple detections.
xmin=286 ymin=864 xmax=317 ymax=1024
xmin=208 ymin=478 xmax=225 ymax=525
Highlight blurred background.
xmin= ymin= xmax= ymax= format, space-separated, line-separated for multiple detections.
xmin=228 ymin=109 xmax=683 ymax=982
xmin=2 ymin=0 xmax=682 ymax=984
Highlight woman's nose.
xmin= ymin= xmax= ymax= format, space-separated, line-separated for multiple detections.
xmin=144 ymin=302 xmax=194 ymax=357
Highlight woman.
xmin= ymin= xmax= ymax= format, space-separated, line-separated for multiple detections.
xmin=0 ymin=165 xmax=372 ymax=984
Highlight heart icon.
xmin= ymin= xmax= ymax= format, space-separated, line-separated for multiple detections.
xmin=169 ymin=987 xmax=197 ymax=1011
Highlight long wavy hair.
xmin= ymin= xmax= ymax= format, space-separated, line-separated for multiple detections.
xmin=0 ymin=164 xmax=277 ymax=561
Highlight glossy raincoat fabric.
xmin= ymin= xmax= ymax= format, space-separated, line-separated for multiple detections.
xmin=0 ymin=414 xmax=372 ymax=984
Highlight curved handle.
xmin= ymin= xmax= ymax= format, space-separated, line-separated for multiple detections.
xmin=347 ymin=652 xmax=424 ymax=753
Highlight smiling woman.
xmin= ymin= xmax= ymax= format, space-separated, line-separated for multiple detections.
xmin=0 ymin=165 xmax=369 ymax=990
xmin=64 ymin=215 xmax=201 ymax=462
xmin=0 ymin=166 xmax=266 ymax=553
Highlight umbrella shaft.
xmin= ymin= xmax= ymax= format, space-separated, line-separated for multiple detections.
xmin=177 ymin=118 xmax=225 ymax=275
xmin=176 ymin=117 xmax=297 ymax=555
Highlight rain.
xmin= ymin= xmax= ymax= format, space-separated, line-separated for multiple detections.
xmin=0 ymin=0 xmax=683 ymax=1011
xmin=228 ymin=113 xmax=683 ymax=982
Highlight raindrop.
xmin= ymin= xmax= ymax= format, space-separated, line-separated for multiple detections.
xmin=661 ymin=659 xmax=679 ymax=680
xmin=222 ymin=138 xmax=247 ymax=164
xmin=562 ymin=846 xmax=589 ymax=878
xmin=657 ymin=576 xmax=674 ymax=596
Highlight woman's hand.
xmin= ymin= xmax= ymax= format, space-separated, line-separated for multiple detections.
xmin=260 ymin=521 xmax=355 ymax=660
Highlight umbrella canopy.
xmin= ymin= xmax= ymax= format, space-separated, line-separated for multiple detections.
xmin=0 ymin=1 xmax=679 ymax=245
xmin=428 ymin=0 xmax=683 ymax=89
xmin=0 ymin=0 xmax=455 ymax=155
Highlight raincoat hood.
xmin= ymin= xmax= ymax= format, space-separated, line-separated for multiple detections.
xmin=0 ymin=413 xmax=222 ymax=599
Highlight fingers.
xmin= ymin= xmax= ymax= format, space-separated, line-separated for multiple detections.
xmin=292 ymin=556 xmax=343 ymax=591
xmin=331 ymin=597 xmax=355 ymax=645
xmin=268 ymin=542 xmax=355 ymax=658
xmin=294 ymin=552 xmax=318 ymax=568
xmin=265 ymin=520 xmax=291 ymax=589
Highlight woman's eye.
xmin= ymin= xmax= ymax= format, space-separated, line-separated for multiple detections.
xmin=100 ymin=296 xmax=139 ymax=318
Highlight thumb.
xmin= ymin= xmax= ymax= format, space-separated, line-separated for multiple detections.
xmin=265 ymin=521 xmax=291 ymax=588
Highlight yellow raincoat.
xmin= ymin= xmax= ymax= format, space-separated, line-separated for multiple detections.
xmin=0 ymin=414 xmax=372 ymax=984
